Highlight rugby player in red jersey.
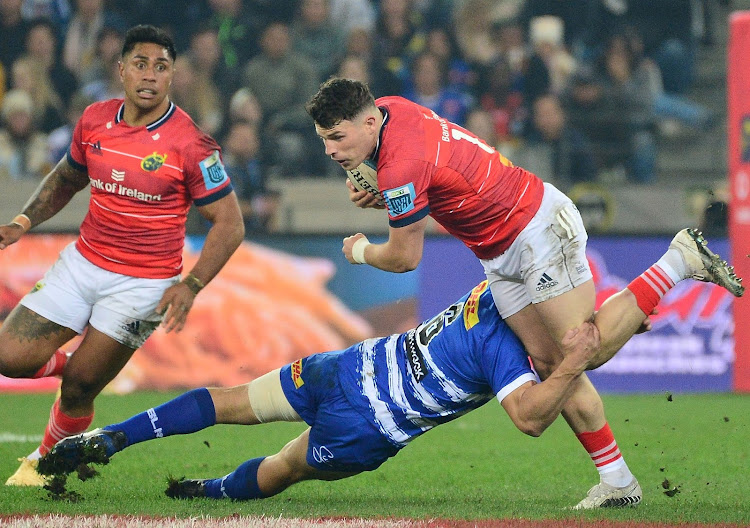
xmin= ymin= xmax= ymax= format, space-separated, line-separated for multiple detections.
xmin=306 ymin=78 xmax=744 ymax=508
xmin=0 ymin=25 xmax=244 ymax=486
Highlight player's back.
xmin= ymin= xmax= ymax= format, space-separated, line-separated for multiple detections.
xmin=338 ymin=281 xmax=535 ymax=446
xmin=375 ymin=97 xmax=544 ymax=258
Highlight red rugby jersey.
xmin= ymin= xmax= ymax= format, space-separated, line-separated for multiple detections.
xmin=67 ymin=99 xmax=233 ymax=278
xmin=374 ymin=96 xmax=544 ymax=259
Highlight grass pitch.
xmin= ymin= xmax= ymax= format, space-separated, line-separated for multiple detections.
xmin=0 ymin=391 xmax=748 ymax=524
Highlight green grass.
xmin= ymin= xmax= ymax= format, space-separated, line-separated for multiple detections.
xmin=1 ymin=391 xmax=748 ymax=523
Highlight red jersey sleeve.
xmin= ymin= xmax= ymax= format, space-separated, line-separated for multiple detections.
xmin=183 ymin=134 xmax=233 ymax=206
xmin=66 ymin=113 xmax=87 ymax=171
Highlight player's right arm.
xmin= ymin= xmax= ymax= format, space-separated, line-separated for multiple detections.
xmin=500 ymin=322 xmax=601 ymax=437
xmin=0 ymin=157 xmax=89 ymax=249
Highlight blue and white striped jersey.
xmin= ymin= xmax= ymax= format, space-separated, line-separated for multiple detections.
xmin=338 ymin=281 xmax=537 ymax=447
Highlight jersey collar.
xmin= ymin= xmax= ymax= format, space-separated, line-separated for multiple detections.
xmin=369 ymin=106 xmax=389 ymax=164
xmin=115 ymin=100 xmax=176 ymax=131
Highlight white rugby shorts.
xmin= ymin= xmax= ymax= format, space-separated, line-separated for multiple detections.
xmin=20 ymin=243 xmax=179 ymax=349
xmin=481 ymin=182 xmax=593 ymax=319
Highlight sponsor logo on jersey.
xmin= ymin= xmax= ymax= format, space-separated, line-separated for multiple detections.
xmin=199 ymin=150 xmax=228 ymax=190
xmin=291 ymin=358 xmax=304 ymax=388
xmin=536 ymin=273 xmax=558 ymax=291
xmin=111 ymin=169 xmax=125 ymax=181
xmin=406 ymin=330 xmax=429 ymax=382
xmin=463 ymin=281 xmax=488 ymax=330
xmin=90 ymin=141 xmax=103 ymax=155
xmin=140 ymin=151 xmax=167 ymax=172
xmin=383 ymin=183 xmax=416 ymax=216
xmin=90 ymin=177 xmax=163 ymax=202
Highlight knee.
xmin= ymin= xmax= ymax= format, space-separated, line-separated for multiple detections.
xmin=59 ymin=373 xmax=101 ymax=408
xmin=530 ymin=354 xmax=562 ymax=380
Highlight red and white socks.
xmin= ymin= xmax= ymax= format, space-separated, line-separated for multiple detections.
xmin=27 ymin=399 xmax=93 ymax=460
xmin=627 ymin=250 xmax=686 ymax=317
xmin=577 ymin=423 xmax=634 ymax=488
xmin=32 ymin=349 xmax=71 ymax=379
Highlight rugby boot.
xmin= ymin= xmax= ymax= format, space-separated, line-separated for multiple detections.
xmin=165 ymin=478 xmax=207 ymax=499
xmin=573 ymin=477 xmax=642 ymax=509
xmin=38 ymin=428 xmax=126 ymax=476
xmin=5 ymin=457 xmax=47 ymax=486
xmin=670 ymin=228 xmax=744 ymax=297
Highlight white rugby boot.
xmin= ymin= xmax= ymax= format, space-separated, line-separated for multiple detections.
xmin=573 ymin=477 xmax=642 ymax=509
xmin=669 ymin=228 xmax=744 ymax=297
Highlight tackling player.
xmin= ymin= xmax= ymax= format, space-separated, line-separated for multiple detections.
xmin=0 ymin=25 xmax=244 ymax=486
xmin=42 ymin=281 xmax=617 ymax=507
xmin=305 ymin=78 xmax=744 ymax=508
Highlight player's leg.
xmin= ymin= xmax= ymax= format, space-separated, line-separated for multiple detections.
xmin=503 ymin=302 xmax=640 ymax=509
xmin=0 ymin=304 xmax=77 ymax=379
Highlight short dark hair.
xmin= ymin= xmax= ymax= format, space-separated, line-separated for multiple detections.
xmin=305 ymin=78 xmax=376 ymax=129
xmin=121 ymin=25 xmax=176 ymax=62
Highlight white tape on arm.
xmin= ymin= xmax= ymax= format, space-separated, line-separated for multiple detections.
xmin=351 ymin=236 xmax=371 ymax=264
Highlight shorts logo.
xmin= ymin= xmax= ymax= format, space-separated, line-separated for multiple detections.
xmin=291 ymin=359 xmax=304 ymax=388
xmin=312 ymin=445 xmax=334 ymax=464
xmin=464 ymin=280 xmax=488 ymax=330
xmin=30 ymin=281 xmax=44 ymax=293
xmin=383 ymin=183 xmax=416 ymax=216
xmin=576 ymin=263 xmax=588 ymax=275
xmin=140 ymin=151 xmax=167 ymax=172
xmin=199 ymin=150 xmax=228 ymax=190
xmin=536 ymin=273 xmax=559 ymax=291
xmin=121 ymin=320 xmax=141 ymax=336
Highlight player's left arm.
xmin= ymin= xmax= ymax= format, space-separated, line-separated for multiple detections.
xmin=158 ymin=191 xmax=245 ymax=332
xmin=342 ymin=215 xmax=428 ymax=272
xmin=500 ymin=322 xmax=600 ymax=437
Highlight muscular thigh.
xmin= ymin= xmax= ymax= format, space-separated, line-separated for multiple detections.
xmin=0 ymin=304 xmax=77 ymax=374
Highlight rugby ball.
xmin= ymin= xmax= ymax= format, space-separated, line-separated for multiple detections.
xmin=346 ymin=160 xmax=380 ymax=196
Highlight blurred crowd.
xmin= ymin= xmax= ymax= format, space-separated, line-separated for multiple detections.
xmin=0 ymin=0 xmax=725 ymax=233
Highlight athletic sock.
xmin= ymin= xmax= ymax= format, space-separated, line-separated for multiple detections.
xmin=576 ymin=423 xmax=634 ymax=488
xmin=104 ymin=388 xmax=216 ymax=448
xmin=36 ymin=399 xmax=94 ymax=457
xmin=627 ymin=263 xmax=678 ymax=316
xmin=32 ymin=349 xmax=71 ymax=379
xmin=203 ymin=457 xmax=267 ymax=500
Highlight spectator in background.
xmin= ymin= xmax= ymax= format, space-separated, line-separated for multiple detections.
xmin=10 ymin=56 xmax=65 ymax=132
xmin=371 ymin=0 xmax=428 ymax=96
xmin=464 ymin=107 xmax=500 ymax=149
xmin=24 ymin=18 xmax=78 ymax=107
xmin=187 ymin=25 xmax=239 ymax=101
xmin=329 ymin=0 xmax=376 ymax=38
xmin=243 ymin=22 xmax=323 ymax=178
xmin=47 ymin=91 xmax=92 ymax=164
xmin=403 ymin=51 xmax=472 ymax=127
xmin=0 ymin=0 xmax=31 ymax=84
xmin=227 ymin=87 xmax=263 ymax=129
xmin=80 ymin=46 xmax=123 ymax=101
xmin=526 ymin=16 xmax=576 ymax=97
xmin=62 ymin=0 xmax=126 ymax=81
xmin=528 ymin=93 xmax=598 ymax=188
xmin=0 ymin=89 xmax=51 ymax=181
xmin=78 ymin=26 xmax=123 ymax=87
xmin=170 ymin=56 xmax=223 ymax=137
xmin=563 ymin=46 xmax=656 ymax=185
xmin=204 ymin=0 xmax=271 ymax=72
xmin=223 ymin=121 xmax=279 ymax=233
xmin=478 ymin=56 xmax=526 ymax=146
xmin=291 ymin=0 xmax=347 ymax=83
xmin=424 ymin=27 xmax=475 ymax=94
xmin=21 ymin=0 xmax=71 ymax=31
xmin=337 ymin=55 xmax=371 ymax=85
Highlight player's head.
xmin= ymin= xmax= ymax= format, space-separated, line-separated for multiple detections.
xmin=306 ymin=78 xmax=380 ymax=170
xmin=121 ymin=25 xmax=176 ymax=63
xmin=119 ymin=25 xmax=176 ymax=116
